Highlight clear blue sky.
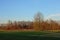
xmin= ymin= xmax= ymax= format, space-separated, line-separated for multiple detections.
xmin=0 ymin=0 xmax=60 ymax=23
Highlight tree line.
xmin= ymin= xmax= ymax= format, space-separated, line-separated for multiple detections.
xmin=0 ymin=12 xmax=60 ymax=31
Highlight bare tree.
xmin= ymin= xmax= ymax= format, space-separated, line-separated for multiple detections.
xmin=33 ymin=12 xmax=44 ymax=31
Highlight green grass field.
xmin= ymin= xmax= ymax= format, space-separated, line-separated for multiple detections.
xmin=0 ymin=31 xmax=60 ymax=40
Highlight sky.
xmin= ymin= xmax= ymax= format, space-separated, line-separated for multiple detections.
xmin=0 ymin=0 xmax=60 ymax=23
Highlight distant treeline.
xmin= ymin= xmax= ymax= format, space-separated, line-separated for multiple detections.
xmin=0 ymin=12 xmax=60 ymax=31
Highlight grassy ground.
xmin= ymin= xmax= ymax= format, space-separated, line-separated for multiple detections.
xmin=0 ymin=31 xmax=60 ymax=40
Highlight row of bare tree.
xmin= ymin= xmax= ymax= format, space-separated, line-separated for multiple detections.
xmin=0 ymin=12 xmax=60 ymax=31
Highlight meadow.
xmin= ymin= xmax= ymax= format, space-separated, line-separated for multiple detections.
xmin=0 ymin=31 xmax=60 ymax=40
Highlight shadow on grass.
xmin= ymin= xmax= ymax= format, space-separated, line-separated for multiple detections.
xmin=0 ymin=32 xmax=60 ymax=40
xmin=0 ymin=35 xmax=60 ymax=40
